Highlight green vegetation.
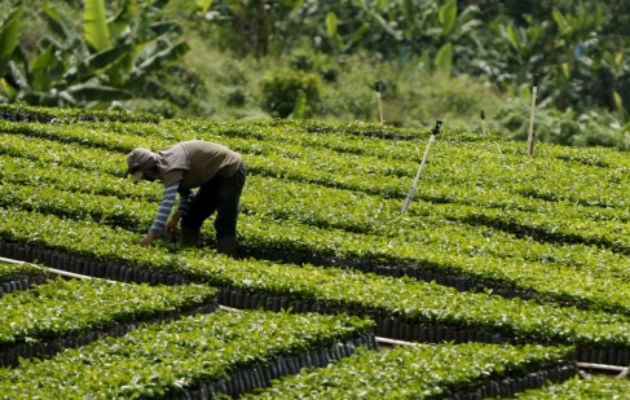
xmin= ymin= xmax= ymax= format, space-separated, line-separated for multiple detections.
xmin=0 ymin=0 xmax=188 ymax=107
xmin=501 ymin=376 xmax=630 ymax=399
xmin=2 ymin=0 xmax=628 ymax=148
xmin=4 ymin=115 xmax=630 ymax=316
xmin=0 ymin=261 xmax=42 ymax=282
xmin=0 ymin=3 xmax=628 ymax=391
xmin=0 ymin=279 xmax=216 ymax=349
xmin=7 ymin=208 xmax=630 ymax=352
xmin=239 ymin=343 xmax=574 ymax=399
xmin=0 ymin=310 xmax=372 ymax=399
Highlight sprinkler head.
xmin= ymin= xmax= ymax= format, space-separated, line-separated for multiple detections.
xmin=481 ymin=110 xmax=485 ymax=120
xmin=533 ymin=73 xmax=540 ymax=88
xmin=432 ymin=120 xmax=442 ymax=135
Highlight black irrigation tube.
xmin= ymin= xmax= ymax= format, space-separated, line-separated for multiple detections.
xmin=2 ymin=239 xmax=630 ymax=367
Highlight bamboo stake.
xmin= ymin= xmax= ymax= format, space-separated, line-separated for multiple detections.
xmin=377 ymin=90 xmax=384 ymax=124
xmin=401 ymin=120 xmax=442 ymax=214
xmin=527 ymin=76 xmax=539 ymax=155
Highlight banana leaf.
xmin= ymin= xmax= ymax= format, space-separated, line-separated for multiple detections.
xmin=135 ymin=42 xmax=189 ymax=74
xmin=84 ymin=0 xmax=111 ymax=52
xmin=0 ymin=6 xmax=23 ymax=75
xmin=42 ymin=4 xmax=73 ymax=40
xmin=30 ymin=44 xmax=55 ymax=91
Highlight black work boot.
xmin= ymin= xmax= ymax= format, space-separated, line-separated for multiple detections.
xmin=180 ymin=227 xmax=200 ymax=247
xmin=217 ymin=235 xmax=238 ymax=258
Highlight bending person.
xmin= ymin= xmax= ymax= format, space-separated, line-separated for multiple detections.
xmin=125 ymin=140 xmax=246 ymax=257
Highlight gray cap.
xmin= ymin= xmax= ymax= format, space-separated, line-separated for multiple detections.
xmin=125 ymin=148 xmax=157 ymax=182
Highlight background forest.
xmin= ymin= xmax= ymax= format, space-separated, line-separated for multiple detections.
xmin=1 ymin=0 xmax=629 ymax=148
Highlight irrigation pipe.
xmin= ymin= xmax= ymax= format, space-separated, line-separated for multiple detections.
xmin=0 ymin=256 xmax=25 ymax=264
xmin=575 ymin=363 xmax=626 ymax=373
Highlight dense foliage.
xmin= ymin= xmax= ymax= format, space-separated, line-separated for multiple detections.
xmin=0 ymin=261 xmax=43 ymax=281
xmin=2 ymin=1 xmax=628 ymax=149
xmin=239 ymin=343 xmax=573 ymax=399
xmin=7 ymin=207 xmax=630 ymax=350
xmin=0 ymin=310 xmax=372 ymax=399
xmin=0 ymin=0 xmax=187 ymax=106
xmin=4 ymin=114 xmax=630 ymax=316
xmin=197 ymin=0 xmax=629 ymax=115
xmin=3 ymin=105 xmax=630 ymax=396
xmin=0 ymin=278 xmax=216 ymax=348
xmin=503 ymin=375 xmax=630 ymax=399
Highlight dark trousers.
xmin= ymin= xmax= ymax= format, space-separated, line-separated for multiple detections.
xmin=181 ymin=163 xmax=246 ymax=239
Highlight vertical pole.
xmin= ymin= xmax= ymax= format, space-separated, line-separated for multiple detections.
xmin=527 ymin=76 xmax=539 ymax=155
xmin=377 ymin=90 xmax=384 ymax=124
xmin=401 ymin=120 xmax=442 ymax=214
xmin=481 ymin=110 xmax=486 ymax=135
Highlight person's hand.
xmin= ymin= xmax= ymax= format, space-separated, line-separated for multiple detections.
xmin=140 ymin=232 xmax=157 ymax=247
xmin=166 ymin=212 xmax=183 ymax=233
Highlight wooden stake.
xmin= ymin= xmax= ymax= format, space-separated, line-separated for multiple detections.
xmin=377 ymin=90 xmax=384 ymax=124
xmin=402 ymin=121 xmax=442 ymax=214
xmin=527 ymin=77 xmax=539 ymax=155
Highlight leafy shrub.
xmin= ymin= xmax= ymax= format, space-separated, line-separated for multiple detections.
xmin=320 ymin=67 xmax=338 ymax=83
xmin=226 ymin=88 xmax=247 ymax=107
xmin=290 ymin=53 xmax=315 ymax=72
xmin=494 ymin=99 xmax=630 ymax=150
xmin=218 ymin=60 xmax=248 ymax=85
xmin=261 ymin=70 xmax=321 ymax=118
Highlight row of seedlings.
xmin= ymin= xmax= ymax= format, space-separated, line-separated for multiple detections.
xmin=4 ymin=123 xmax=630 ymax=282
xmin=6 ymin=118 xmax=630 ymax=264
xmin=498 ymin=375 xmax=630 ymax=399
xmin=238 ymin=343 xmax=577 ymax=400
xmin=0 ymin=103 xmax=160 ymax=123
xmin=0 ymin=260 xmax=47 ymax=297
xmin=6 ymin=113 xmax=628 ymax=210
xmin=2 ymin=208 xmax=630 ymax=366
xmin=6 ymin=148 xmax=628 ymax=313
xmin=4 ymin=163 xmax=630 ymax=318
xmin=4 ymin=107 xmax=630 ymax=216
xmin=0 ymin=310 xmax=375 ymax=399
xmin=0 ymin=277 xmax=217 ymax=367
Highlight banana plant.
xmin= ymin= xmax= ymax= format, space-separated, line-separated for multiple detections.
xmin=0 ymin=0 xmax=188 ymax=107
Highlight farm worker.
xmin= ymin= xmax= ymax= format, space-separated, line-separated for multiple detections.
xmin=124 ymin=140 xmax=246 ymax=257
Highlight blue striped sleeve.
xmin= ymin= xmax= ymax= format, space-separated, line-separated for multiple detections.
xmin=149 ymin=181 xmax=180 ymax=234
xmin=177 ymin=189 xmax=194 ymax=215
